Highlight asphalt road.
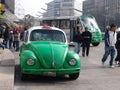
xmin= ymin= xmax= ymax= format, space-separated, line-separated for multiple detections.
xmin=14 ymin=42 xmax=120 ymax=90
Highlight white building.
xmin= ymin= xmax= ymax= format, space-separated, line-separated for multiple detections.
xmin=15 ymin=0 xmax=25 ymax=19
xmin=43 ymin=0 xmax=82 ymax=17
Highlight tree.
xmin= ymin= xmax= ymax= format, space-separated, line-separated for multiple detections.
xmin=23 ymin=14 xmax=34 ymax=27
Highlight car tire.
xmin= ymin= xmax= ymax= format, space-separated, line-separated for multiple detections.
xmin=69 ymin=73 xmax=79 ymax=80
xmin=92 ymin=43 xmax=100 ymax=46
xmin=21 ymin=73 xmax=27 ymax=81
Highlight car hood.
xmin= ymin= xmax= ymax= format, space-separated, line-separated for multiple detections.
xmin=29 ymin=41 xmax=68 ymax=69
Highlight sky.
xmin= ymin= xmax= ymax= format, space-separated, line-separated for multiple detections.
xmin=15 ymin=0 xmax=53 ymax=18
xmin=15 ymin=0 xmax=84 ymax=18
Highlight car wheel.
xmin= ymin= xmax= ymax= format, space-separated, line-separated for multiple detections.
xmin=69 ymin=73 xmax=79 ymax=80
xmin=21 ymin=73 xmax=27 ymax=81
xmin=92 ymin=43 xmax=100 ymax=46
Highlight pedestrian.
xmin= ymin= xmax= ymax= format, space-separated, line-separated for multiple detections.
xmin=81 ymin=27 xmax=92 ymax=57
xmin=0 ymin=25 xmax=5 ymax=49
xmin=3 ymin=26 xmax=10 ymax=49
xmin=13 ymin=30 xmax=20 ymax=51
xmin=0 ymin=38 xmax=4 ymax=50
xmin=20 ymin=27 xmax=27 ymax=41
xmin=9 ymin=30 xmax=14 ymax=49
xmin=115 ymin=31 xmax=120 ymax=66
xmin=101 ymin=24 xmax=117 ymax=68
xmin=0 ymin=25 xmax=4 ymax=38
xmin=73 ymin=26 xmax=82 ymax=54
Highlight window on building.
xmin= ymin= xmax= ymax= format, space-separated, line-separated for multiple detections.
xmin=63 ymin=0 xmax=73 ymax=2
xmin=54 ymin=3 xmax=60 ymax=8
xmin=62 ymin=3 xmax=73 ymax=7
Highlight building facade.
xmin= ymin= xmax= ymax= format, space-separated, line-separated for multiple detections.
xmin=5 ymin=0 xmax=15 ymax=14
xmin=41 ymin=0 xmax=82 ymax=29
xmin=83 ymin=0 xmax=120 ymax=31
xmin=43 ymin=0 xmax=82 ymax=17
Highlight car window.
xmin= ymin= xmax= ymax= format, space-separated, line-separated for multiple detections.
xmin=81 ymin=18 xmax=99 ymax=31
xmin=30 ymin=29 xmax=66 ymax=42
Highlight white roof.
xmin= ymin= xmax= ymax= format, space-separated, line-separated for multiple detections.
xmin=28 ymin=26 xmax=64 ymax=32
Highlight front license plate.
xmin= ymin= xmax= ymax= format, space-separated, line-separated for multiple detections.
xmin=43 ymin=72 xmax=56 ymax=77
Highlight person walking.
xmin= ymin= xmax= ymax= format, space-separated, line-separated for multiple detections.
xmin=13 ymin=30 xmax=20 ymax=51
xmin=3 ymin=26 xmax=10 ymax=49
xmin=115 ymin=31 xmax=120 ymax=66
xmin=73 ymin=26 xmax=82 ymax=54
xmin=81 ymin=27 xmax=92 ymax=57
xmin=0 ymin=25 xmax=5 ymax=49
xmin=101 ymin=24 xmax=117 ymax=68
xmin=20 ymin=27 xmax=27 ymax=41
xmin=9 ymin=30 xmax=14 ymax=49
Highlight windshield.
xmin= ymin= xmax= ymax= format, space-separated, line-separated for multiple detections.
xmin=30 ymin=29 xmax=66 ymax=43
xmin=81 ymin=17 xmax=99 ymax=31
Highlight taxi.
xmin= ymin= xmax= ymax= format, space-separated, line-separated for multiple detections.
xmin=20 ymin=25 xmax=81 ymax=80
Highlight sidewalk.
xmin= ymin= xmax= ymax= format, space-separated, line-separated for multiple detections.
xmin=0 ymin=49 xmax=15 ymax=90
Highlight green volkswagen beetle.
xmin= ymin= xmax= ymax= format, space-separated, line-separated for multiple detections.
xmin=20 ymin=25 xmax=81 ymax=80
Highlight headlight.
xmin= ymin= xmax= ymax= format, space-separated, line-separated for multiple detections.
xmin=69 ymin=59 xmax=76 ymax=66
xmin=27 ymin=59 xmax=35 ymax=65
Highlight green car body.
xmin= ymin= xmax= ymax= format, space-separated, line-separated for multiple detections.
xmin=20 ymin=26 xmax=81 ymax=80
xmin=80 ymin=15 xmax=102 ymax=46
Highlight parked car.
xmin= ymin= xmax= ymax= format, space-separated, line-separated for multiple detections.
xmin=20 ymin=25 xmax=81 ymax=80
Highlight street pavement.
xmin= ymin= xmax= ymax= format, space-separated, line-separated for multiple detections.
xmin=1 ymin=42 xmax=120 ymax=90
xmin=0 ymin=49 xmax=14 ymax=90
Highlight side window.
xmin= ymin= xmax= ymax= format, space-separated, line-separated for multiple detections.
xmin=24 ymin=31 xmax=28 ymax=42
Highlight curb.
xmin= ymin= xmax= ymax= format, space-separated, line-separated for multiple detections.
xmin=0 ymin=49 xmax=15 ymax=90
xmin=0 ymin=49 xmax=15 ymax=65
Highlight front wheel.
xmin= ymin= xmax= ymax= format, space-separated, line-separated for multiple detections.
xmin=69 ymin=73 xmax=79 ymax=80
xmin=92 ymin=43 xmax=100 ymax=46
xmin=21 ymin=73 xmax=28 ymax=81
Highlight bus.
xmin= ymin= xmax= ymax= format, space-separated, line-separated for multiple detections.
xmin=41 ymin=15 xmax=102 ymax=46
xmin=70 ymin=15 xmax=102 ymax=46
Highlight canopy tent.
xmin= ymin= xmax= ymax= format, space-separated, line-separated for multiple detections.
xmin=1 ymin=9 xmax=19 ymax=27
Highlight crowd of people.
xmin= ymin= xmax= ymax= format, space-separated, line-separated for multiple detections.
xmin=0 ymin=25 xmax=25 ymax=51
xmin=73 ymin=23 xmax=120 ymax=69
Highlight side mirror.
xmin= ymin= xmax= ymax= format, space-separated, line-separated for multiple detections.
xmin=68 ymin=42 xmax=75 ymax=47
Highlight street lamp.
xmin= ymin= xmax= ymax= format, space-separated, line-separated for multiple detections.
xmin=74 ymin=8 xmax=83 ymax=13
xmin=36 ymin=11 xmax=44 ymax=18
xmin=41 ymin=8 xmax=47 ymax=11
xmin=38 ymin=11 xmax=44 ymax=14
xmin=35 ymin=14 xmax=42 ymax=17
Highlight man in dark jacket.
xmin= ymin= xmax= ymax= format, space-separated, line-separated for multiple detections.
xmin=115 ymin=31 xmax=120 ymax=66
xmin=73 ymin=26 xmax=82 ymax=54
xmin=81 ymin=27 xmax=92 ymax=57
xmin=3 ymin=26 xmax=10 ymax=49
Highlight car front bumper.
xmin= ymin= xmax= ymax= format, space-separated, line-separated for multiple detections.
xmin=22 ymin=68 xmax=80 ymax=76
